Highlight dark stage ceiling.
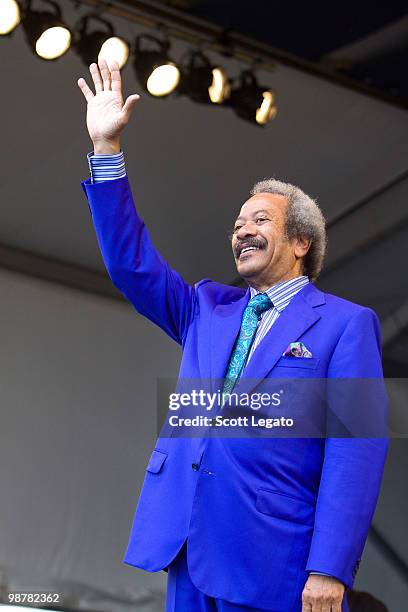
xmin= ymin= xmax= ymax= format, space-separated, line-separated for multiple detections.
xmin=154 ymin=1 xmax=408 ymax=102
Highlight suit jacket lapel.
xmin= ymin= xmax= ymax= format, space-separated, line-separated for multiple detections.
xmin=209 ymin=287 xmax=250 ymax=393
xmin=234 ymin=283 xmax=325 ymax=396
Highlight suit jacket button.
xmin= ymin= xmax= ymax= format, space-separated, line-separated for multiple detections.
xmin=192 ymin=463 xmax=199 ymax=471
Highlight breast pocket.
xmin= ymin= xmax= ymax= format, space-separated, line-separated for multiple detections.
xmin=275 ymin=356 xmax=320 ymax=369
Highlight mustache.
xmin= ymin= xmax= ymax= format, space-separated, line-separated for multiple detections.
xmin=233 ymin=237 xmax=267 ymax=258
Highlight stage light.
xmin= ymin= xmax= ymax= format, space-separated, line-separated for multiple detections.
xmin=180 ymin=50 xmax=230 ymax=104
xmin=99 ymin=36 xmax=129 ymax=69
xmin=75 ymin=14 xmax=129 ymax=69
xmin=147 ymin=63 xmax=179 ymax=96
xmin=255 ymin=90 xmax=277 ymax=125
xmin=0 ymin=0 xmax=21 ymax=35
xmin=209 ymin=67 xmax=230 ymax=103
xmin=229 ymin=71 xmax=277 ymax=126
xmin=35 ymin=25 xmax=70 ymax=59
xmin=21 ymin=0 xmax=71 ymax=60
xmin=134 ymin=34 xmax=180 ymax=97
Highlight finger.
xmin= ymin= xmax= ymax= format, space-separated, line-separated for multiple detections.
xmin=330 ymin=604 xmax=342 ymax=612
xmin=77 ymin=77 xmax=94 ymax=102
xmin=109 ymin=60 xmax=122 ymax=92
xmin=122 ymin=94 xmax=140 ymax=119
xmin=89 ymin=62 xmax=103 ymax=93
xmin=301 ymin=603 xmax=312 ymax=612
xmin=98 ymin=57 xmax=111 ymax=90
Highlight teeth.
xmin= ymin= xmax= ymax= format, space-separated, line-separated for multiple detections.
xmin=241 ymin=246 xmax=257 ymax=255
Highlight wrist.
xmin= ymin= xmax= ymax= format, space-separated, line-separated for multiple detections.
xmin=92 ymin=140 xmax=121 ymax=155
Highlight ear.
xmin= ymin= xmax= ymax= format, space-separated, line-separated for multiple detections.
xmin=294 ymin=237 xmax=311 ymax=259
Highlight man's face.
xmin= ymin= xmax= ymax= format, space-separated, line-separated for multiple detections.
xmin=231 ymin=192 xmax=297 ymax=286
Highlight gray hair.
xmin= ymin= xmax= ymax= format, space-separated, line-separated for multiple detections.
xmin=250 ymin=178 xmax=327 ymax=281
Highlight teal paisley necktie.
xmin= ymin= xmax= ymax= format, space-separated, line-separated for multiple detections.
xmin=222 ymin=292 xmax=273 ymax=396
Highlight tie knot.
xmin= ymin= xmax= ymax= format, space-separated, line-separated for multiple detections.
xmin=247 ymin=292 xmax=272 ymax=317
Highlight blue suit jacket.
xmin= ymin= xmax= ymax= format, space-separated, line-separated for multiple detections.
xmin=82 ymin=176 xmax=388 ymax=611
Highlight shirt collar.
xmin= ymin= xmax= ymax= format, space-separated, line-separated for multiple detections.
xmin=249 ymin=275 xmax=310 ymax=313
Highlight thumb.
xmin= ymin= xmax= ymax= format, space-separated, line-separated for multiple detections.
xmin=122 ymin=94 xmax=140 ymax=120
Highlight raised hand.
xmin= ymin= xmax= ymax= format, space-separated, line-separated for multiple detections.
xmin=77 ymin=58 xmax=140 ymax=154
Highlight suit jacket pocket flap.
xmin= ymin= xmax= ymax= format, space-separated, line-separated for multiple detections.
xmin=146 ymin=449 xmax=168 ymax=474
xmin=256 ymin=487 xmax=315 ymax=526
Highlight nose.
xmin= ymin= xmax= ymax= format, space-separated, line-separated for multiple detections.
xmin=236 ymin=220 xmax=257 ymax=240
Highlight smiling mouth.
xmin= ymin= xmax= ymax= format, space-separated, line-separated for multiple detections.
xmin=238 ymin=246 xmax=261 ymax=259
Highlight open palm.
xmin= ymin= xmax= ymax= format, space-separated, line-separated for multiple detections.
xmin=78 ymin=58 xmax=139 ymax=147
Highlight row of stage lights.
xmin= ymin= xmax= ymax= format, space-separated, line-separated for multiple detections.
xmin=0 ymin=0 xmax=278 ymax=125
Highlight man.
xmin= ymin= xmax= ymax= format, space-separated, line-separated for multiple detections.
xmin=78 ymin=59 xmax=388 ymax=612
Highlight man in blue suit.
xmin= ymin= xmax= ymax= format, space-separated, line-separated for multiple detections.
xmin=78 ymin=59 xmax=388 ymax=612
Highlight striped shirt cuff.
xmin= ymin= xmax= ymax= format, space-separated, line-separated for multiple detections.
xmin=87 ymin=150 xmax=127 ymax=184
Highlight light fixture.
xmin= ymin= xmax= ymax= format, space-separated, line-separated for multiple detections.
xmin=209 ymin=67 xmax=231 ymax=104
xmin=134 ymin=34 xmax=180 ymax=97
xmin=255 ymin=90 xmax=277 ymax=125
xmin=179 ymin=50 xmax=230 ymax=104
xmin=229 ymin=71 xmax=277 ymax=126
xmin=21 ymin=0 xmax=71 ymax=60
xmin=99 ymin=36 xmax=129 ymax=69
xmin=75 ymin=14 xmax=129 ymax=69
xmin=0 ymin=0 xmax=21 ymax=35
